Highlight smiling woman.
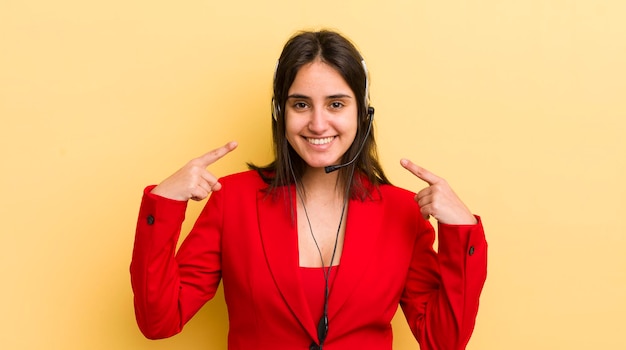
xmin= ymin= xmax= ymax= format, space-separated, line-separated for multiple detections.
xmin=130 ymin=29 xmax=487 ymax=350
xmin=4 ymin=1 xmax=626 ymax=349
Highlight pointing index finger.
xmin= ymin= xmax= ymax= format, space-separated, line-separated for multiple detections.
xmin=400 ymin=158 xmax=441 ymax=185
xmin=199 ymin=141 xmax=238 ymax=167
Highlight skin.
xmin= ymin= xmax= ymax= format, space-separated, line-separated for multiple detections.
xmin=151 ymin=60 xmax=476 ymax=259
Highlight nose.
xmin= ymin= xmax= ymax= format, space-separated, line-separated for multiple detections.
xmin=308 ymin=107 xmax=328 ymax=134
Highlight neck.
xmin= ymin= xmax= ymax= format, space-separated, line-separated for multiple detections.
xmin=299 ymin=166 xmax=344 ymax=201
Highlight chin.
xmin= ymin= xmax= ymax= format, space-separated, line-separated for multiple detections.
xmin=303 ymin=159 xmax=339 ymax=170
xmin=294 ymin=149 xmax=343 ymax=170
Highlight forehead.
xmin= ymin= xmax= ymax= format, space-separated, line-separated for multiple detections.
xmin=288 ymin=61 xmax=354 ymax=97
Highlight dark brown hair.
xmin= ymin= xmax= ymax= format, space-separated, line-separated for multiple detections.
xmin=249 ymin=30 xmax=390 ymax=199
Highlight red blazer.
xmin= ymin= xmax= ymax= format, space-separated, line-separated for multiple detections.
xmin=130 ymin=170 xmax=487 ymax=350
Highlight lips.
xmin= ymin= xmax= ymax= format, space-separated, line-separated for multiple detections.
xmin=306 ymin=136 xmax=335 ymax=145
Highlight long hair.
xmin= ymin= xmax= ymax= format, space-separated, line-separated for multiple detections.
xmin=249 ymin=30 xmax=390 ymax=199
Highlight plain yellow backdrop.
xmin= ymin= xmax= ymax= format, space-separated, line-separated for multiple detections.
xmin=1 ymin=1 xmax=625 ymax=349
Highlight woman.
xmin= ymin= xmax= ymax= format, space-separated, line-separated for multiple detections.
xmin=130 ymin=30 xmax=487 ymax=350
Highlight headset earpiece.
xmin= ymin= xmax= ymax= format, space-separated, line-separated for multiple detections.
xmin=361 ymin=59 xmax=370 ymax=108
xmin=367 ymin=106 xmax=375 ymax=121
xmin=272 ymin=98 xmax=280 ymax=122
xmin=272 ymin=59 xmax=281 ymax=122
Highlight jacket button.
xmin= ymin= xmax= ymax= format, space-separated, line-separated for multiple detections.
xmin=468 ymin=246 xmax=475 ymax=256
xmin=146 ymin=215 xmax=155 ymax=225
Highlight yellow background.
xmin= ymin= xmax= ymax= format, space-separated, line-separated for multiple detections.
xmin=1 ymin=1 xmax=625 ymax=349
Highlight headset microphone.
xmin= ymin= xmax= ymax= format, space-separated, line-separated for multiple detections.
xmin=324 ymin=106 xmax=375 ymax=174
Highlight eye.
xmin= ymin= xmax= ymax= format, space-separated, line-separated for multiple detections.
xmin=293 ymin=101 xmax=309 ymax=110
xmin=330 ymin=101 xmax=345 ymax=109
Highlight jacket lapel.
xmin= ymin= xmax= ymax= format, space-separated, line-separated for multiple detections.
xmin=257 ymin=187 xmax=318 ymax=341
xmin=328 ymin=191 xmax=383 ymax=321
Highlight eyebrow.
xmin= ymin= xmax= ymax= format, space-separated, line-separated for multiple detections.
xmin=286 ymin=94 xmax=353 ymax=100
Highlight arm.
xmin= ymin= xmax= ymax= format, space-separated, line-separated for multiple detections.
xmin=130 ymin=187 xmax=190 ymax=339
xmin=398 ymin=159 xmax=487 ymax=349
xmin=129 ymin=142 xmax=237 ymax=339
xmin=400 ymin=218 xmax=487 ymax=350
xmin=130 ymin=186 xmax=225 ymax=339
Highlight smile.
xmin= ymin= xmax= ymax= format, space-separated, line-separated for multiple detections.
xmin=306 ymin=136 xmax=335 ymax=145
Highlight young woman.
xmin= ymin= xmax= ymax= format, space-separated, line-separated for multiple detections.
xmin=130 ymin=30 xmax=487 ymax=350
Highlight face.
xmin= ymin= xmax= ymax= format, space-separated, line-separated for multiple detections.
xmin=285 ymin=60 xmax=358 ymax=171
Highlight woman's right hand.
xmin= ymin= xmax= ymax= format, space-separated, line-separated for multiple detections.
xmin=150 ymin=141 xmax=238 ymax=201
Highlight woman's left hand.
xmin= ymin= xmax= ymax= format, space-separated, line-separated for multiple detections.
xmin=400 ymin=159 xmax=477 ymax=225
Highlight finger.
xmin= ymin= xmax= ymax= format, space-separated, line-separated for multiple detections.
xmin=190 ymin=178 xmax=220 ymax=201
xmin=196 ymin=180 xmax=212 ymax=195
xmin=415 ymin=192 xmax=436 ymax=220
xmin=200 ymin=170 xmax=224 ymax=192
xmin=420 ymin=207 xmax=431 ymax=221
xmin=200 ymin=170 xmax=218 ymax=187
xmin=189 ymin=187 xmax=209 ymax=201
xmin=400 ymin=159 xmax=442 ymax=186
xmin=197 ymin=141 xmax=238 ymax=167
xmin=415 ymin=189 xmax=432 ymax=209
xmin=414 ymin=197 xmax=432 ymax=220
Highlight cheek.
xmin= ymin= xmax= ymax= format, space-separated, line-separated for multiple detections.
xmin=284 ymin=116 xmax=302 ymax=145
xmin=284 ymin=116 xmax=296 ymax=136
xmin=341 ymin=114 xmax=359 ymax=137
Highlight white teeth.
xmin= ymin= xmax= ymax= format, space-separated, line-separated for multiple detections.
xmin=307 ymin=137 xmax=334 ymax=145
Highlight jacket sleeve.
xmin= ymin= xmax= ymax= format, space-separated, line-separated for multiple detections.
xmin=400 ymin=216 xmax=487 ymax=350
xmin=129 ymin=185 xmax=224 ymax=339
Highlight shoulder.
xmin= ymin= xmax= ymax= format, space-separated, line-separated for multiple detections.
xmin=374 ymin=183 xmax=422 ymax=217
xmin=357 ymin=179 xmax=418 ymax=210
xmin=359 ymin=183 xmax=428 ymax=233
xmin=377 ymin=183 xmax=416 ymax=202
xmin=219 ymin=170 xmax=268 ymax=191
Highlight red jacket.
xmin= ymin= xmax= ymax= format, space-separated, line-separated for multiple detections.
xmin=130 ymin=170 xmax=487 ymax=349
